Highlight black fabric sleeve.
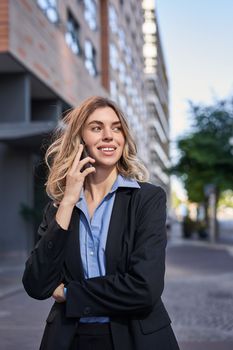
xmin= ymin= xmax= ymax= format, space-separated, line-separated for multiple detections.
xmin=65 ymin=187 xmax=167 ymax=318
xmin=22 ymin=202 xmax=71 ymax=300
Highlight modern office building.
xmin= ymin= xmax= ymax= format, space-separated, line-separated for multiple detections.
xmin=142 ymin=0 xmax=170 ymax=189
xmin=0 ymin=0 xmax=169 ymax=256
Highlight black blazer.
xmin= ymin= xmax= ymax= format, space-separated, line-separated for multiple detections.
xmin=22 ymin=183 xmax=179 ymax=350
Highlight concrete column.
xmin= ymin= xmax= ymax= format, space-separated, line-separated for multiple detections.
xmin=0 ymin=144 xmax=34 ymax=255
xmin=0 ymin=73 xmax=30 ymax=122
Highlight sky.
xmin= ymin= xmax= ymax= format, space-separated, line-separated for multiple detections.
xmin=155 ymin=0 xmax=233 ymax=140
xmin=155 ymin=0 xmax=233 ymax=199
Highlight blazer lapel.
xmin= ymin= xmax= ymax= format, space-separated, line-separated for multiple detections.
xmin=105 ymin=188 xmax=132 ymax=274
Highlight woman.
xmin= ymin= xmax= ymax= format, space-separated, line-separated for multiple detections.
xmin=23 ymin=96 xmax=179 ymax=350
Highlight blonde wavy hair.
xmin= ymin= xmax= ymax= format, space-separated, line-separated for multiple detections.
xmin=45 ymin=96 xmax=149 ymax=202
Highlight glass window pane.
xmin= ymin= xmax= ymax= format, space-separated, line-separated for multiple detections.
xmin=66 ymin=13 xmax=81 ymax=55
xmin=37 ymin=0 xmax=47 ymax=10
xmin=47 ymin=7 xmax=58 ymax=23
xmin=37 ymin=0 xmax=58 ymax=24
xmin=109 ymin=5 xmax=118 ymax=33
xmin=109 ymin=43 xmax=118 ymax=70
xmin=84 ymin=0 xmax=97 ymax=31
xmin=84 ymin=40 xmax=97 ymax=76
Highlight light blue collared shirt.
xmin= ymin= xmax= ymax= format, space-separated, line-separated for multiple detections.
xmin=76 ymin=174 xmax=140 ymax=323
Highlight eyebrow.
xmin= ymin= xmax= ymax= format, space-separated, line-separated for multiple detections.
xmin=87 ymin=120 xmax=121 ymax=126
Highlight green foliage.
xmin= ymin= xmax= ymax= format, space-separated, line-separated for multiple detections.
xmin=218 ymin=190 xmax=233 ymax=208
xmin=170 ymin=98 xmax=233 ymax=203
xmin=171 ymin=191 xmax=182 ymax=208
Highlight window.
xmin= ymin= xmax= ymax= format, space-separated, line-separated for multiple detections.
xmin=119 ymin=62 xmax=126 ymax=84
xmin=119 ymin=94 xmax=127 ymax=110
xmin=127 ymin=105 xmax=133 ymax=120
xmin=131 ymin=31 xmax=136 ymax=42
xmin=110 ymin=80 xmax=118 ymax=101
xmin=118 ymin=28 xmax=126 ymax=51
xmin=84 ymin=40 xmax=97 ymax=76
xmin=84 ymin=0 xmax=97 ymax=30
xmin=65 ymin=12 xmax=81 ymax=55
xmin=37 ymin=0 xmax=58 ymax=23
xmin=125 ymin=14 xmax=130 ymax=26
xmin=109 ymin=43 xmax=118 ymax=70
xmin=126 ymin=75 xmax=132 ymax=97
xmin=109 ymin=5 xmax=118 ymax=34
xmin=125 ymin=46 xmax=132 ymax=65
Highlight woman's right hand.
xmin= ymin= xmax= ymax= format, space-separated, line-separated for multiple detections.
xmin=56 ymin=144 xmax=95 ymax=230
xmin=61 ymin=143 xmax=96 ymax=207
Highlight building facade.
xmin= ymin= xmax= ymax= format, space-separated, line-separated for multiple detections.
xmin=0 ymin=0 xmax=169 ymax=256
xmin=142 ymin=0 xmax=170 ymax=189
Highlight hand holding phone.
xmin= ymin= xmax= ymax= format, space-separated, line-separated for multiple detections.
xmin=56 ymin=141 xmax=96 ymax=229
xmin=80 ymin=139 xmax=93 ymax=169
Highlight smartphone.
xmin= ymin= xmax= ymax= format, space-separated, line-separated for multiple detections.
xmin=80 ymin=139 xmax=92 ymax=169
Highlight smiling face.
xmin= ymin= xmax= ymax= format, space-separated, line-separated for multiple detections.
xmin=81 ymin=107 xmax=125 ymax=170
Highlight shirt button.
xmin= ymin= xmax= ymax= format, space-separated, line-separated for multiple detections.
xmin=47 ymin=241 xmax=53 ymax=249
xmin=90 ymin=251 xmax=94 ymax=256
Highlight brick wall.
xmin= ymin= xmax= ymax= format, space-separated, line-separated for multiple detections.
xmin=8 ymin=0 xmax=107 ymax=107
xmin=0 ymin=0 xmax=9 ymax=52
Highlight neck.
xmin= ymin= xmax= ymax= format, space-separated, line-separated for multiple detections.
xmin=84 ymin=166 xmax=118 ymax=201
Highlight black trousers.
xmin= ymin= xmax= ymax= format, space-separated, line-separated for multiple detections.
xmin=70 ymin=323 xmax=114 ymax=350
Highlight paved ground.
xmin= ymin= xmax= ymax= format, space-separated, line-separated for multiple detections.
xmin=0 ymin=221 xmax=233 ymax=349
xmin=164 ymin=222 xmax=233 ymax=349
xmin=0 ymin=291 xmax=52 ymax=350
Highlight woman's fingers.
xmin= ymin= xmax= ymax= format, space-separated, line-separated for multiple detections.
xmin=70 ymin=144 xmax=95 ymax=173
xmin=70 ymin=143 xmax=84 ymax=171
xmin=77 ymin=157 xmax=95 ymax=172
xmin=52 ymin=283 xmax=65 ymax=303
xmin=82 ymin=165 xmax=96 ymax=177
xmin=62 ymin=144 xmax=96 ymax=206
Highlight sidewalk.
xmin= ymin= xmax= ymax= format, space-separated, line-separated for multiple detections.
xmin=0 ymin=252 xmax=25 ymax=299
xmin=165 ymin=221 xmax=233 ymax=349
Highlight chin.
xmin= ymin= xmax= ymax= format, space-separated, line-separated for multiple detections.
xmin=95 ymin=158 xmax=119 ymax=168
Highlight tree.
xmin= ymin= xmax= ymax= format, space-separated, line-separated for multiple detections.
xmin=170 ymin=98 xmax=233 ymax=234
xmin=218 ymin=190 xmax=233 ymax=208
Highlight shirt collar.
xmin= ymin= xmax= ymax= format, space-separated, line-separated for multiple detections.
xmin=77 ymin=174 xmax=140 ymax=204
xmin=110 ymin=174 xmax=140 ymax=193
